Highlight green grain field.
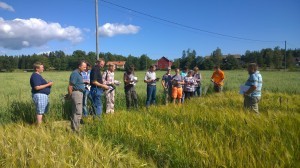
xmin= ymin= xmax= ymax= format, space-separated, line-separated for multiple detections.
xmin=0 ymin=70 xmax=299 ymax=167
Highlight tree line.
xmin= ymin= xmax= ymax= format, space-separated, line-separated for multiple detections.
xmin=0 ymin=47 xmax=299 ymax=72
xmin=173 ymin=47 xmax=300 ymax=70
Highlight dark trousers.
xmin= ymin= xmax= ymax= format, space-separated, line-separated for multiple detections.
xmin=125 ymin=86 xmax=138 ymax=109
xmin=146 ymin=85 xmax=156 ymax=107
xmin=194 ymin=86 xmax=202 ymax=97
xmin=184 ymin=91 xmax=194 ymax=100
xmin=90 ymin=87 xmax=103 ymax=116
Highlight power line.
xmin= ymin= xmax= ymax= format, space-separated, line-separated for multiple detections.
xmin=99 ymin=0 xmax=284 ymax=43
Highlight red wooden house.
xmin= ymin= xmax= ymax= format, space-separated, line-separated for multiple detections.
xmin=156 ymin=56 xmax=172 ymax=70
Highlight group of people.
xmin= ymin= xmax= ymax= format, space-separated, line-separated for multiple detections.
xmin=146 ymin=65 xmax=225 ymax=106
xmin=30 ymin=59 xmax=262 ymax=131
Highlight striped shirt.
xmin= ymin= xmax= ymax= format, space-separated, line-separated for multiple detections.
xmin=184 ymin=76 xmax=196 ymax=92
xmin=245 ymin=71 xmax=263 ymax=97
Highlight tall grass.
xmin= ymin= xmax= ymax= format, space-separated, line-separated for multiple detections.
xmin=0 ymin=71 xmax=299 ymax=167
xmin=0 ymin=123 xmax=153 ymax=167
xmin=84 ymin=92 xmax=300 ymax=167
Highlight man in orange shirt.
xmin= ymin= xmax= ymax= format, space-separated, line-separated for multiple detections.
xmin=211 ymin=65 xmax=225 ymax=92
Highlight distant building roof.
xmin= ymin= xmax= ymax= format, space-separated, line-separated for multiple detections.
xmin=106 ymin=61 xmax=126 ymax=66
xmin=159 ymin=56 xmax=172 ymax=62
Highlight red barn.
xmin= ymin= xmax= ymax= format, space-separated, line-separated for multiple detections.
xmin=156 ymin=56 xmax=172 ymax=70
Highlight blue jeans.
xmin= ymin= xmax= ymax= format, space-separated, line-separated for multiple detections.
xmin=91 ymin=87 xmax=103 ymax=116
xmin=82 ymin=89 xmax=93 ymax=116
xmin=146 ymin=85 xmax=156 ymax=107
xmin=194 ymin=85 xmax=202 ymax=97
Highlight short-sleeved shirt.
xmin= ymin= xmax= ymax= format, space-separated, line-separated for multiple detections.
xmin=69 ymin=69 xmax=85 ymax=92
xmin=81 ymin=70 xmax=90 ymax=83
xmin=103 ymin=70 xmax=114 ymax=85
xmin=184 ymin=76 xmax=196 ymax=92
xmin=211 ymin=70 xmax=225 ymax=86
xmin=180 ymin=71 xmax=187 ymax=78
xmin=144 ymin=71 xmax=156 ymax=86
xmin=124 ymin=72 xmax=135 ymax=88
xmin=193 ymin=73 xmax=202 ymax=87
xmin=90 ymin=66 xmax=103 ymax=87
xmin=245 ymin=71 xmax=263 ymax=97
xmin=162 ymin=73 xmax=172 ymax=88
xmin=30 ymin=73 xmax=51 ymax=95
xmin=172 ymin=74 xmax=183 ymax=88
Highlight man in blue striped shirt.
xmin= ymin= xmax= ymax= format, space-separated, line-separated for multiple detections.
xmin=243 ymin=63 xmax=263 ymax=113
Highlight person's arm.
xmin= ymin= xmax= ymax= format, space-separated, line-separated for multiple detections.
xmin=123 ymin=73 xmax=130 ymax=85
xmin=68 ymin=84 xmax=73 ymax=96
xmin=244 ymin=74 xmax=257 ymax=96
xmin=161 ymin=76 xmax=167 ymax=88
xmin=34 ymin=82 xmax=53 ymax=91
xmin=102 ymin=71 xmax=108 ymax=85
xmin=219 ymin=72 xmax=225 ymax=84
xmin=244 ymin=85 xmax=257 ymax=96
xmin=92 ymin=80 xmax=109 ymax=90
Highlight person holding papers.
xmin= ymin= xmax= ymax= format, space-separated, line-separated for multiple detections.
xmin=243 ymin=63 xmax=263 ymax=113
xmin=123 ymin=66 xmax=138 ymax=110
xmin=144 ymin=65 xmax=159 ymax=108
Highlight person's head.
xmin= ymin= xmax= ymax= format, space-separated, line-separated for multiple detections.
xmin=175 ymin=68 xmax=180 ymax=74
xmin=85 ymin=63 xmax=91 ymax=71
xmin=214 ymin=65 xmax=220 ymax=71
xmin=108 ymin=64 xmax=115 ymax=72
xmin=166 ymin=67 xmax=171 ymax=73
xmin=33 ymin=62 xmax=44 ymax=73
xmin=193 ymin=67 xmax=199 ymax=73
xmin=127 ymin=66 xmax=134 ymax=74
xmin=149 ymin=65 xmax=156 ymax=71
xmin=183 ymin=66 xmax=188 ymax=72
xmin=187 ymin=70 xmax=194 ymax=77
xmin=96 ymin=58 xmax=105 ymax=68
xmin=247 ymin=63 xmax=258 ymax=74
xmin=78 ymin=60 xmax=87 ymax=72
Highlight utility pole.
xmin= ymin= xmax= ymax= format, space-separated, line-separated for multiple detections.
xmin=285 ymin=40 xmax=286 ymax=71
xmin=95 ymin=0 xmax=99 ymax=60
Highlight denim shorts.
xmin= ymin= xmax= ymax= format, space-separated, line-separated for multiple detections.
xmin=32 ymin=93 xmax=49 ymax=115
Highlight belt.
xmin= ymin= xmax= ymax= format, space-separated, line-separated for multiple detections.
xmin=91 ymin=86 xmax=103 ymax=89
xmin=72 ymin=89 xmax=83 ymax=92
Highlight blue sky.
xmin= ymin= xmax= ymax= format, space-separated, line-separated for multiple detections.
xmin=0 ymin=0 xmax=299 ymax=60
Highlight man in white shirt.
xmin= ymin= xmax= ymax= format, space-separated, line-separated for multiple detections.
xmin=144 ymin=65 xmax=158 ymax=108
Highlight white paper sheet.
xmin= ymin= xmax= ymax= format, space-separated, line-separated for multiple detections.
xmin=239 ymin=85 xmax=250 ymax=94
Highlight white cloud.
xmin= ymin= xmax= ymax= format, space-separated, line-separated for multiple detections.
xmin=99 ymin=23 xmax=140 ymax=37
xmin=0 ymin=2 xmax=14 ymax=12
xmin=0 ymin=17 xmax=83 ymax=50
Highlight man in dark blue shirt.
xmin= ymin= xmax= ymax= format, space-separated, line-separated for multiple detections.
xmin=161 ymin=67 xmax=172 ymax=104
xmin=90 ymin=59 xmax=109 ymax=117
xmin=30 ymin=62 xmax=53 ymax=124
xmin=68 ymin=60 xmax=87 ymax=131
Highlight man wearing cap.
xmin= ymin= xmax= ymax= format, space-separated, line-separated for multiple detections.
xmin=161 ymin=67 xmax=172 ymax=104
xmin=68 ymin=60 xmax=87 ymax=131
xmin=90 ymin=59 xmax=109 ymax=117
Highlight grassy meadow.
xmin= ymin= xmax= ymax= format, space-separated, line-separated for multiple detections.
xmin=0 ymin=70 xmax=299 ymax=167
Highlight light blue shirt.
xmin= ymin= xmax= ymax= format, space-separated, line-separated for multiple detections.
xmin=245 ymin=71 xmax=262 ymax=97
